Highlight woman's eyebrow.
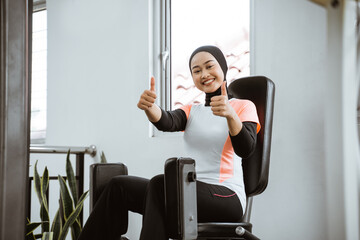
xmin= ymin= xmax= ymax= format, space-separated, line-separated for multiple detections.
xmin=191 ymin=60 xmax=215 ymax=70
xmin=192 ymin=65 xmax=199 ymax=70
xmin=204 ymin=60 xmax=214 ymax=65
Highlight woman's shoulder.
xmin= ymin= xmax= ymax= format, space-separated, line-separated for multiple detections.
xmin=229 ymin=98 xmax=256 ymax=109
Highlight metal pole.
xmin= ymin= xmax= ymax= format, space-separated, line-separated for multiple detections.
xmin=0 ymin=0 xmax=31 ymax=239
xmin=30 ymin=144 xmax=97 ymax=157
xmin=76 ymin=153 xmax=85 ymax=225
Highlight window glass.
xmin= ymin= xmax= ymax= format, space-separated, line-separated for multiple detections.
xmin=170 ymin=0 xmax=250 ymax=109
xmin=31 ymin=10 xmax=47 ymax=143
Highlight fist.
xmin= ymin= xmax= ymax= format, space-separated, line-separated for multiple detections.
xmin=210 ymin=81 xmax=235 ymax=118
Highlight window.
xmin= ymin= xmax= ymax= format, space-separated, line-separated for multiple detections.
xmin=31 ymin=5 xmax=47 ymax=143
xmin=152 ymin=0 xmax=251 ymax=112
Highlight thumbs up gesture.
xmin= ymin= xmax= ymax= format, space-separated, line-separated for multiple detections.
xmin=137 ymin=77 xmax=157 ymax=110
xmin=210 ymin=81 xmax=235 ymax=119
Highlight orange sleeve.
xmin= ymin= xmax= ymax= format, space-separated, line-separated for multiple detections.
xmin=230 ymin=100 xmax=261 ymax=133
xmin=179 ymin=105 xmax=192 ymax=119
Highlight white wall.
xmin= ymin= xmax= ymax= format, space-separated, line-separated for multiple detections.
xmin=251 ymin=1 xmax=328 ymax=239
xmin=46 ymin=0 xmax=186 ymax=238
xmin=42 ymin=0 xmax=333 ymax=239
xmin=325 ymin=1 xmax=360 ymax=239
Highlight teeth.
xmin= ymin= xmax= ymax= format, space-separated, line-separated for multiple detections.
xmin=203 ymin=79 xmax=214 ymax=85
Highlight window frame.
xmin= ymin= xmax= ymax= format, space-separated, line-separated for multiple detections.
xmin=33 ymin=0 xmax=46 ymax=13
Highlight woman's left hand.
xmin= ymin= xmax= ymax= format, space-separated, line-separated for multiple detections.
xmin=210 ymin=82 xmax=237 ymax=120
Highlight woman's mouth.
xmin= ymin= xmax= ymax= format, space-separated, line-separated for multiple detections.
xmin=203 ymin=79 xmax=215 ymax=85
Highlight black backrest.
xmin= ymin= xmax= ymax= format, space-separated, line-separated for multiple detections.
xmin=228 ymin=76 xmax=275 ymax=197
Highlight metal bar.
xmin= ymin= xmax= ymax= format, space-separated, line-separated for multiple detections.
xmin=242 ymin=197 xmax=253 ymax=223
xmin=30 ymin=176 xmax=71 ymax=181
xmin=30 ymin=144 xmax=97 ymax=157
xmin=76 ymin=153 xmax=85 ymax=225
xmin=27 ymin=178 xmax=32 ymax=220
xmin=30 ymin=176 xmax=85 ymax=181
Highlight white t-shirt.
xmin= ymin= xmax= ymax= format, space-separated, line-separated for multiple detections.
xmin=180 ymin=99 xmax=260 ymax=214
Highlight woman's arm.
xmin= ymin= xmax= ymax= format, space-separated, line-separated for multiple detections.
xmin=138 ymin=77 xmax=187 ymax=131
xmin=210 ymin=82 xmax=243 ymax=136
xmin=224 ymin=110 xmax=243 ymax=136
xmin=152 ymin=108 xmax=187 ymax=132
xmin=144 ymin=104 xmax=162 ymax=123
xmin=210 ymin=82 xmax=258 ymax=158
xmin=230 ymin=122 xmax=257 ymax=158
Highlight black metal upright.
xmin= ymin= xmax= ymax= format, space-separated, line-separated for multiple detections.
xmin=76 ymin=153 xmax=85 ymax=225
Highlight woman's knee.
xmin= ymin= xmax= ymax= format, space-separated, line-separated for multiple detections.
xmin=147 ymin=174 xmax=165 ymax=195
xmin=108 ymin=175 xmax=125 ymax=189
xmin=149 ymin=174 xmax=164 ymax=185
xmin=105 ymin=175 xmax=133 ymax=197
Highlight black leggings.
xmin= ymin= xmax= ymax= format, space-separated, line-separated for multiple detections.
xmin=78 ymin=174 xmax=242 ymax=240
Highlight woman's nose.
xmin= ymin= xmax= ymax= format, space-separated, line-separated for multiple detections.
xmin=201 ymin=70 xmax=209 ymax=78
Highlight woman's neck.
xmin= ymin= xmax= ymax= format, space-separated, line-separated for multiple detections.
xmin=204 ymin=82 xmax=230 ymax=106
xmin=205 ymin=87 xmax=222 ymax=106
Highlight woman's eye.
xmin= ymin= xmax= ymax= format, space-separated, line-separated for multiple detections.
xmin=193 ymin=70 xmax=200 ymax=74
xmin=207 ymin=65 xmax=213 ymax=69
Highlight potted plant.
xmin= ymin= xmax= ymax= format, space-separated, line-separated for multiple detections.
xmin=26 ymin=150 xmax=89 ymax=240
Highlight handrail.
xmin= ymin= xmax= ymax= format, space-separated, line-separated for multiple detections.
xmin=30 ymin=144 xmax=97 ymax=157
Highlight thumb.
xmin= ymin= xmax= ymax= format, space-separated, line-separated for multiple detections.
xmin=150 ymin=76 xmax=155 ymax=92
xmin=221 ymin=81 xmax=227 ymax=96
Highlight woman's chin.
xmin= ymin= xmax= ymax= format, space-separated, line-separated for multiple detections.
xmin=203 ymin=85 xmax=220 ymax=93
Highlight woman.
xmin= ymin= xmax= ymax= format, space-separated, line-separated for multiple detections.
xmin=78 ymin=45 xmax=260 ymax=240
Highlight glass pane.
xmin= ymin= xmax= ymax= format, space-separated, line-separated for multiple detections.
xmin=171 ymin=0 xmax=250 ymax=109
xmin=31 ymin=10 xmax=47 ymax=143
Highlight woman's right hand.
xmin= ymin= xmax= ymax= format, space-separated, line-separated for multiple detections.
xmin=137 ymin=77 xmax=162 ymax=122
xmin=137 ymin=77 xmax=157 ymax=111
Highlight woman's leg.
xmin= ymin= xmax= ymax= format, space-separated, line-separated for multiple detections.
xmin=139 ymin=176 xmax=243 ymax=240
xmin=139 ymin=174 xmax=168 ymax=240
xmin=78 ymin=175 xmax=149 ymax=240
xmin=196 ymin=181 xmax=243 ymax=222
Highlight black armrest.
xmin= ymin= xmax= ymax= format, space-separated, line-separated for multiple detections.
xmin=90 ymin=163 xmax=128 ymax=211
xmin=164 ymin=157 xmax=198 ymax=240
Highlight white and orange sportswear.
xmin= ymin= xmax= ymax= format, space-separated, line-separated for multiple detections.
xmin=153 ymin=98 xmax=260 ymax=213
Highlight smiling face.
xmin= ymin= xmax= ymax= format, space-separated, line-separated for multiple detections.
xmin=190 ymin=51 xmax=225 ymax=93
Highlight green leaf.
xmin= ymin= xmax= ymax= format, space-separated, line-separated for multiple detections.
xmin=40 ymin=167 xmax=49 ymax=210
xmin=25 ymin=233 xmax=36 ymax=240
xmin=58 ymin=175 xmax=74 ymax=220
xmin=58 ymin=191 xmax=89 ymax=240
xmin=34 ymin=160 xmax=42 ymax=205
xmin=26 ymin=219 xmax=45 ymax=240
xmin=70 ymin=219 xmax=81 ymax=240
xmin=50 ymin=208 xmax=62 ymax=240
xmin=66 ymin=149 xmax=78 ymax=205
xmin=41 ymin=232 xmax=53 ymax=240
xmin=77 ymin=190 xmax=89 ymax=207
xmin=26 ymin=222 xmax=42 ymax=235
xmin=39 ymin=202 xmax=49 ymax=232
xmin=40 ymin=167 xmax=50 ymax=232
xmin=100 ymin=151 xmax=107 ymax=163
